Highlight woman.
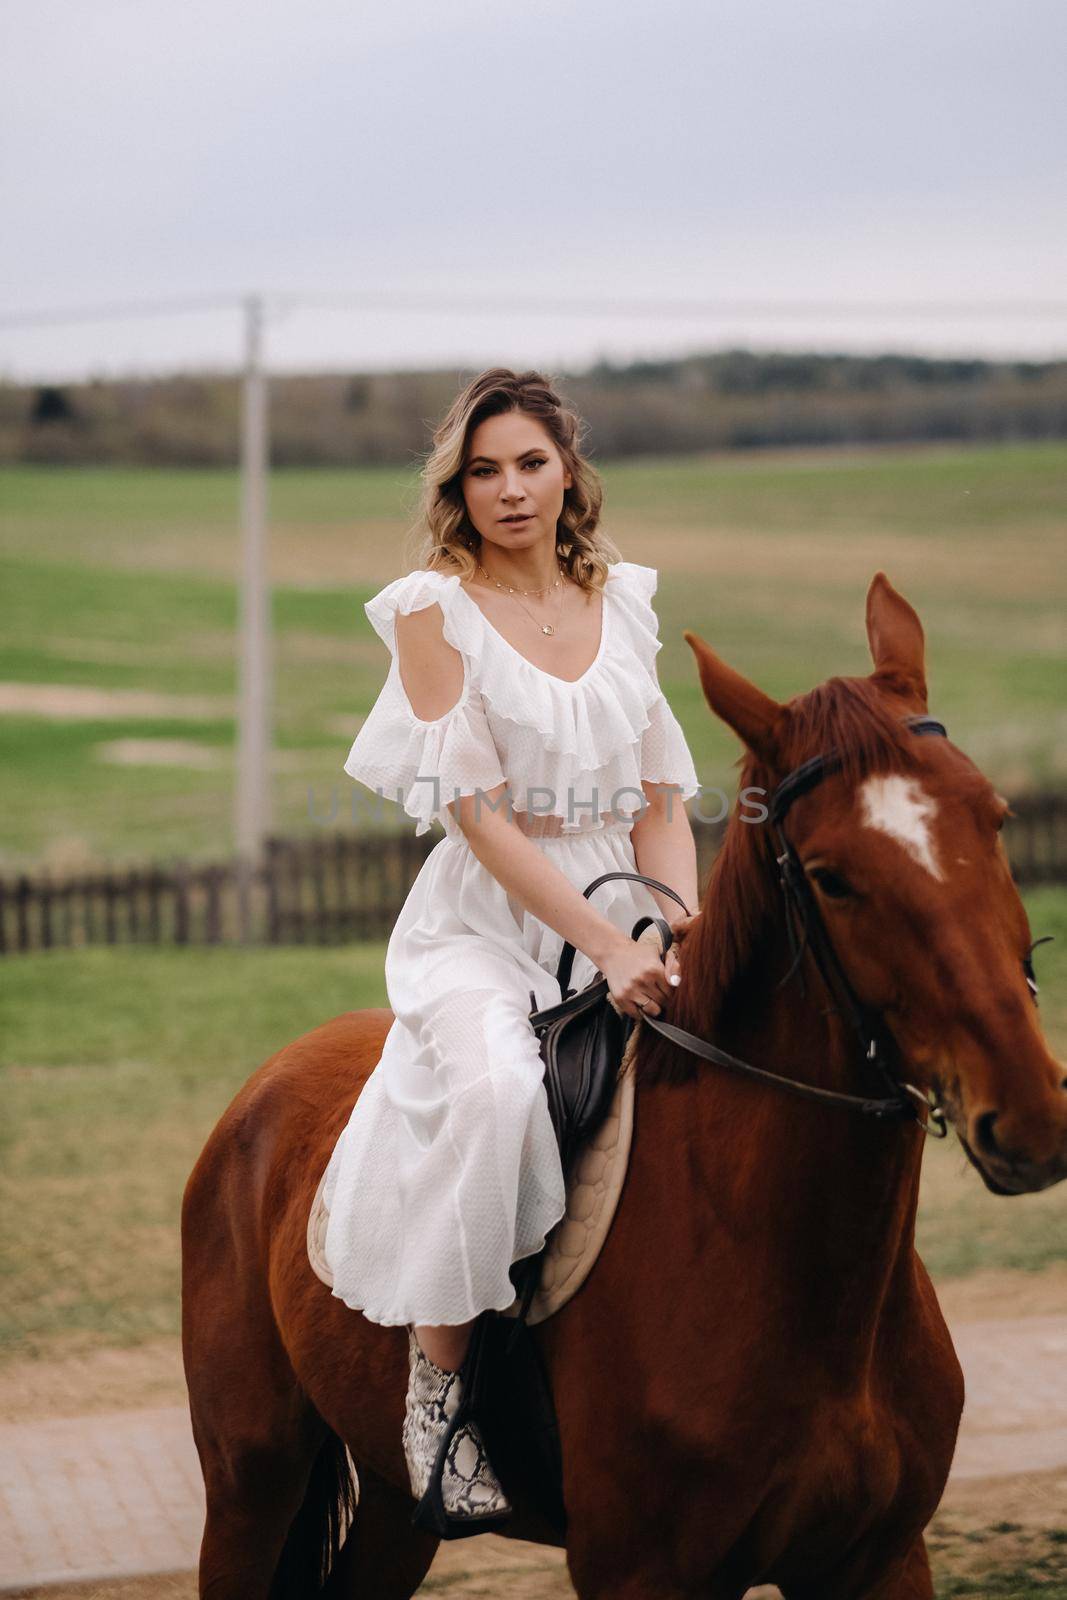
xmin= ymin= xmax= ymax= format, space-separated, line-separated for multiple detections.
xmin=322 ymin=367 xmax=700 ymax=1532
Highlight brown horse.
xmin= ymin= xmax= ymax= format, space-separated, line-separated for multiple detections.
xmin=181 ymin=572 xmax=1067 ymax=1599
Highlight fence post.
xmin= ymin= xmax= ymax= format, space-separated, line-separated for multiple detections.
xmin=206 ymin=865 xmax=223 ymax=944
xmin=264 ymin=837 xmax=280 ymax=945
xmin=16 ymin=876 xmax=31 ymax=953
xmin=174 ymin=862 xmax=191 ymax=945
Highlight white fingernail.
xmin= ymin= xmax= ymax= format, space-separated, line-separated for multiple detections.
xmin=669 ymin=974 xmax=681 ymax=986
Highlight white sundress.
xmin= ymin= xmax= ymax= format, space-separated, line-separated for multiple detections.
xmin=321 ymin=559 xmax=700 ymax=1327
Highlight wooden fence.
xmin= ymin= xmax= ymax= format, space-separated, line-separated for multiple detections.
xmin=1 ymin=792 xmax=1065 ymax=956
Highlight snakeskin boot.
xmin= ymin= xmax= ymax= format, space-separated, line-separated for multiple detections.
xmin=402 ymin=1327 xmax=512 ymax=1534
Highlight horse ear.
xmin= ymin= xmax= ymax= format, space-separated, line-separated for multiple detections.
xmin=865 ymin=571 xmax=928 ymax=707
xmin=682 ymin=631 xmax=786 ymax=766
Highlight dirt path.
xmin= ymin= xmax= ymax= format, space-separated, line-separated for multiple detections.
xmin=2 ymin=1297 xmax=1066 ymax=1595
xmin=0 ymin=684 xmax=234 ymax=721
xmin=5 ymin=1266 xmax=1064 ymax=1427
xmin=4 ymin=1471 xmax=1067 ymax=1599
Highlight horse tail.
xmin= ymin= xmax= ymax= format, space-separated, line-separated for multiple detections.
xmin=273 ymin=1426 xmax=359 ymax=1595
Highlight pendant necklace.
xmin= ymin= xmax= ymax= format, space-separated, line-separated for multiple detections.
xmin=477 ymin=561 xmax=568 ymax=636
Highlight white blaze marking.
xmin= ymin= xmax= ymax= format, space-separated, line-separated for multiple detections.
xmin=858 ymin=775 xmax=944 ymax=880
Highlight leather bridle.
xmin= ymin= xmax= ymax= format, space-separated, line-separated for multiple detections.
xmin=636 ymin=714 xmax=1049 ymax=1137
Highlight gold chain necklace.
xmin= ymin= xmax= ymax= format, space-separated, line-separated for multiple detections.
xmin=476 ymin=561 xmax=568 ymax=636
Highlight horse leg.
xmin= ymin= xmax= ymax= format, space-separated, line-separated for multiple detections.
xmin=781 ymin=1533 xmax=934 ymax=1600
xmin=184 ymin=1225 xmax=339 ymax=1597
xmin=194 ymin=1404 xmax=328 ymax=1598
xmin=567 ymin=1537 xmax=743 ymax=1600
xmin=319 ymin=1463 xmax=438 ymax=1598
xmin=571 ymin=1577 xmax=738 ymax=1600
xmin=859 ymin=1537 xmax=934 ymax=1600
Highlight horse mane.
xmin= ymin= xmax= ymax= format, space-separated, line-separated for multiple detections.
xmin=638 ymin=674 xmax=929 ymax=1087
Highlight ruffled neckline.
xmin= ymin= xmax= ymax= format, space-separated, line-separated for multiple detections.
xmin=431 ymin=561 xmax=665 ymax=767
xmin=451 ymin=574 xmax=611 ymax=688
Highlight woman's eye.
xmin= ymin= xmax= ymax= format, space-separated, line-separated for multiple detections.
xmin=808 ymin=868 xmax=853 ymax=900
xmin=470 ymin=459 xmax=546 ymax=478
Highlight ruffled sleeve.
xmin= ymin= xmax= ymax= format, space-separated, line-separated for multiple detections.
xmin=641 ymin=691 xmax=700 ymax=798
xmin=611 ymin=563 xmax=700 ymax=800
xmin=343 ymin=569 xmax=507 ymax=836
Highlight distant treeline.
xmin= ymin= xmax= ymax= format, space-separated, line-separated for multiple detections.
xmin=2 ymin=349 xmax=1065 ymax=467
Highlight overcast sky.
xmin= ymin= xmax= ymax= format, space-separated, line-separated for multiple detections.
xmin=2 ymin=0 xmax=1065 ymax=381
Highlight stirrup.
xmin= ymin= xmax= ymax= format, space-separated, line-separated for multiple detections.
xmin=407 ymin=1317 xmax=513 ymax=1540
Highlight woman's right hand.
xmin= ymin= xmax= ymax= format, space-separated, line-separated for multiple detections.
xmin=595 ymin=933 xmax=677 ymax=1020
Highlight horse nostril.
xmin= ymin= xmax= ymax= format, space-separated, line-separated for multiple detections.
xmin=974 ymin=1110 xmax=1001 ymax=1158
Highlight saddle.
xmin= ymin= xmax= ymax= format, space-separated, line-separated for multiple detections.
xmin=504 ymin=869 xmax=687 ymax=1327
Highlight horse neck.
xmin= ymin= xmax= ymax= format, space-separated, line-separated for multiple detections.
xmin=642 ymin=907 xmax=927 ymax=1355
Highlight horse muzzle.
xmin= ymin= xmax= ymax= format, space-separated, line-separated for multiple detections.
xmin=956 ymin=1089 xmax=1067 ymax=1195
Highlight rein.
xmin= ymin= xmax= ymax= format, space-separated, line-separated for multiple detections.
xmin=637 ymin=715 xmax=953 ymax=1134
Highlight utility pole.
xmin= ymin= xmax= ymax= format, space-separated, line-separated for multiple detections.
xmin=235 ymin=293 xmax=272 ymax=878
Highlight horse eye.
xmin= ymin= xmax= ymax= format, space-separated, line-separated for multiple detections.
xmin=809 ymin=868 xmax=853 ymax=900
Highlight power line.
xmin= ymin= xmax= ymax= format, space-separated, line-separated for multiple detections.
xmin=0 ymin=293 xmax=243 ymax=330
xmin=2 ymin=290 xmax=1066 ymax=331
xmin=286 ymin=291 xmax=1067 ymax=322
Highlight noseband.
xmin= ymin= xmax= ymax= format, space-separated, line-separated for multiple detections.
xmin=645 ymin=716 xmax=962 ymax=1134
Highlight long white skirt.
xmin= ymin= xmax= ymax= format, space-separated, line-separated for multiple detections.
xmin=321 ymin=819 xmax=664 ymax=1327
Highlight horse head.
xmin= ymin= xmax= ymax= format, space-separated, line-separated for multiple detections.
xmin=681 ymin=570 xmax=1066 ymax=1196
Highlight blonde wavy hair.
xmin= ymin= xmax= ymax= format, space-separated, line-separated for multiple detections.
xmin=407 ymin=367 xmax=622 ymax=592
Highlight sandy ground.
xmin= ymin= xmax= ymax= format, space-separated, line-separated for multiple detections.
xmin=0 ymin=684 xmax=233 ymax=721
xmin=93 ymin=738 xmax=312 ymax=769
xmin=5 ymin=1469 xmax=1066 ymax=1599
xmin=606 ymin=515 xmax=1067 ymax=602
xmin=5 ymin=1266 xmax=1065 ymax=1428
xmin=3 ymin=1270 xmax=1066 ymax=1595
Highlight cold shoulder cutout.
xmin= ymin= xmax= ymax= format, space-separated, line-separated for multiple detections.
xmin=344 ymin=570 xmax=506 ymax=836
xmin=393 ymin=599 xmax=466 ymax=723
xmin=343 ymin=561 xmax=699 ymax=839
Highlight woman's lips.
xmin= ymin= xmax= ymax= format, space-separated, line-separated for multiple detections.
xmin=500 ymin=515 xmax=532 ymax=524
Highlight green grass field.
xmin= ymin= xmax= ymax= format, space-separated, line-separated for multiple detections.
xmin=2 ymin=439 xmax=1064 ymax=1361
xmin=1 ymin=440 xmax=1064 ymax=869
xmin=1 ymin=883 xmax=1064 ymax=1360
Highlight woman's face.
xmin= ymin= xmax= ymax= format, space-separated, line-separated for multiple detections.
xmin=461 ymin=411 xmax=573 ymax=554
